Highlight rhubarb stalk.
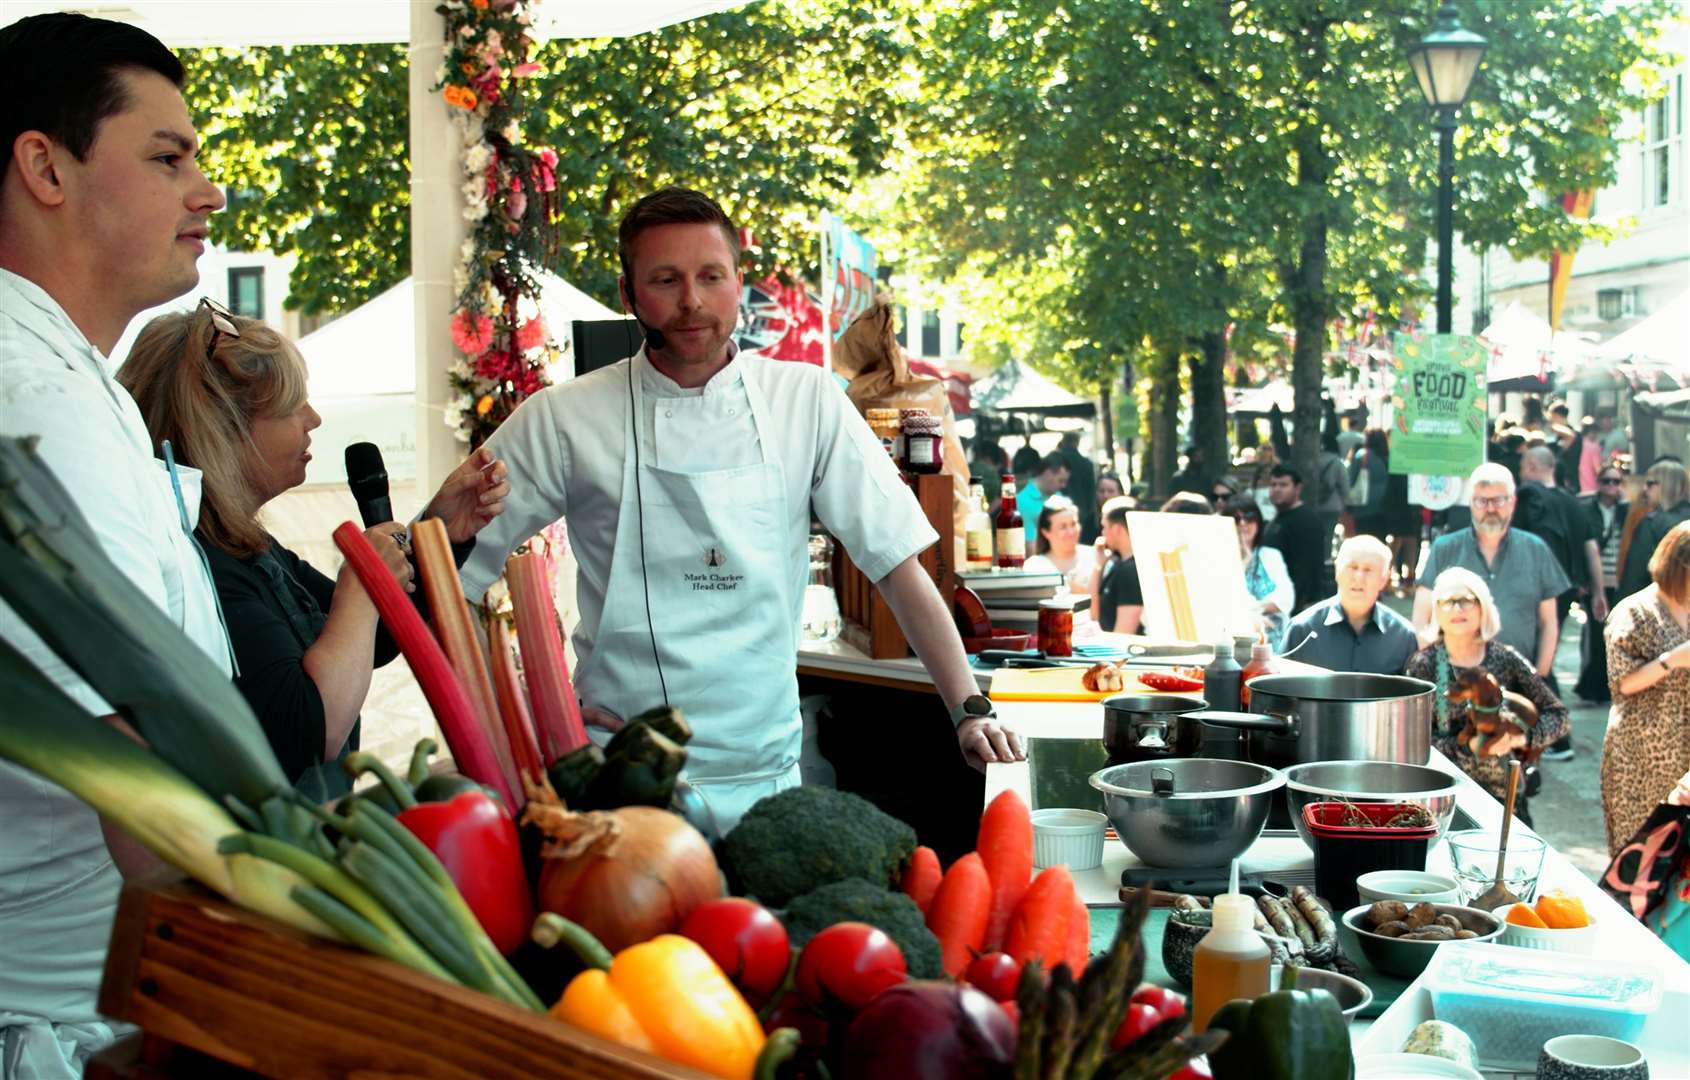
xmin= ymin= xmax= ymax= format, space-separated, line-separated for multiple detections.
xmin=411 ymin=519 xmax=521 ymax=808
xmin=489 ymin=616 xmax=546 ymax=787
xmin=332 ymin=522 xmax=517 ymax=810
xmin=505 ymin=551 xmax=588 ymax=761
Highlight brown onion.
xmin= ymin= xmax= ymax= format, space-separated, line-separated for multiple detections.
xmin=534 ymin=805 xmax=722 ymax=953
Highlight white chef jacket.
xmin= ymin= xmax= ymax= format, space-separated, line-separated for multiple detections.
xmin=0 ymin=268 xmax=232 ymax=1075
xmin=461 ymin=346 xmax=937 ymax=766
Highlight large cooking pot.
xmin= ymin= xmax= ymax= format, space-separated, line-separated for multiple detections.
xmin=1189 ymin=673 xmax=1434 ymax=768
xmin=1102 ymin=694 xmax=1208 ymax=761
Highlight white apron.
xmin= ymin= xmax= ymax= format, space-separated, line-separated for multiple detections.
xmin=575 ymin=358 xmax=801 ymax=833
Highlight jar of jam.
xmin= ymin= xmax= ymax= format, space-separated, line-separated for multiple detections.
xmin=864 ymin=408 xmax=901 ymax=459
xmin=900 ymin=414 xmax=944 ymax=475
xmin=1038 ymin=597 xmax=1074 ymax=657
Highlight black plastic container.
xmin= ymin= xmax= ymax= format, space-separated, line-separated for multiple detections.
xmin=1304 ymin=801 xmax=1438 ymax=911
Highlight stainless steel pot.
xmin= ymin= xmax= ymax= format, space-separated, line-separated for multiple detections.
xmin=1189 ymin=673 xmax=1434 ymax=767
xmin=1102 ymin=694 xmax=1209 ymax=761
xmin=1282 ymin=761 xmax=1461 ymax=850
xmin=1090 ymin=759 xmax=1285 ymax=868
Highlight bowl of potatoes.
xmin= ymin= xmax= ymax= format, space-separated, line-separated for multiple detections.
xmin=1340 ymin=900 xmax=1503 ymax=979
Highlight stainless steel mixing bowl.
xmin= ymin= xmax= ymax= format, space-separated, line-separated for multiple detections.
xmin=1089 ymin=759 xmax=1285 ymax=869
xmin=1283 ymin=760 xmax=1462 ymax=850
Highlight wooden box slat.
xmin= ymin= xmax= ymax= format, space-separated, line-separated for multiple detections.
xmin=99 ymin=880 xmax=710 ymax=1080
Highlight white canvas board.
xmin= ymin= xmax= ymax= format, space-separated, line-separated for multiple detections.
xmin=1125 ymin=511 xmax=1257 ymax=646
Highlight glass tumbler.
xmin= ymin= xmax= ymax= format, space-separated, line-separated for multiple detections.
xmin=1445 ymin=828 xmax=1548 ymax=905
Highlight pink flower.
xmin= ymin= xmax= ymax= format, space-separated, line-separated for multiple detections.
xmin=451 ymin=310 xmax=495 ymax=355
xmin=505 ymin=187 xmax=528 ymax=221
xmin=515 ymin=317 xmax=546 ymax=351
xmin=511 ymin=62 xmax=542 ymax=78
xmin=539 ymin=148 xmax=558 ymax=168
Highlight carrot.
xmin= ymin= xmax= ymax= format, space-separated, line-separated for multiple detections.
xmin=977 ymin=789 xmax=1034 ymax=951
xmin=925 ymin=852 xmax=992 ymax=978
xmin=1004 ymin=865 xmax=1077 ymax=971
xmin=901 ymin=845 xmax=943 ymax=914
xmin=1066 ymin=891 xmax=1090 ymax=975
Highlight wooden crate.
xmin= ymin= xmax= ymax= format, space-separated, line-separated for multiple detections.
xmin=97 ymin=878 xmax=707 ymax=1080
xmin=834 ymin=473 xmax=956 ymax=659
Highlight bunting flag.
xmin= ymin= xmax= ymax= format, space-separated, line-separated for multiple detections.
xmin=1547 ymin=189 xmax=1595 ymax=330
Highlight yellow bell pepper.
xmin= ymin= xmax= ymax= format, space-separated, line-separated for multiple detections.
xmin=550 ymin=933 xmax=766 ymax=1080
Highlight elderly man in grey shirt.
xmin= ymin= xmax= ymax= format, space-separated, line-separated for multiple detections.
xmin=1413 ymin=463 xmax=1571 ymax=680
xmin=1283 ymin=535 xmax=1419 ymax=675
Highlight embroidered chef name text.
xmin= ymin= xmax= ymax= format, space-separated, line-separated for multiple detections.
xmin=685 ymin=572 xmax=745 ymax=592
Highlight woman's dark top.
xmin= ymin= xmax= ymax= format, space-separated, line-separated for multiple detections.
xmin=205 ymin=540 xmax=398 ymax=801
xmin=1618 ymin=501 xmax=1690 ymax=601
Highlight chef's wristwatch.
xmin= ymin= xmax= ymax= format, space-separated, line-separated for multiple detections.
xmin=949 ymin=693 xmax=997 ymax=729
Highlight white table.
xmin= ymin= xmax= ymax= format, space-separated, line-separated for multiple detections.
xmin=982 ymin=692 xmax=1690 ymax=1075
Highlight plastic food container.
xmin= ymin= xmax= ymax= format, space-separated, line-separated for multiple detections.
xmin=1422 ymin=942 xmax=1662 ymax=1071
xmin=1304 ymin=802 xmax=1438 ymax=911
xmin=1030 ymin=808 xmax=1107 ymax=871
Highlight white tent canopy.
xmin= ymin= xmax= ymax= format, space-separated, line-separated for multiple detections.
xmin=1477 ymin=301 xmax=1592 ymax=385
xmin=1593 ymin=290 xmax=1689 ymax=386
xmin=298 ymin=271 xmax=620 ymax=396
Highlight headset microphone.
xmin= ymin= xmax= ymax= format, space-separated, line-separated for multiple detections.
xmin=622 ymin=263 xmax=667 ymax=352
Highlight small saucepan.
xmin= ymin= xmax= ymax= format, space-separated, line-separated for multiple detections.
xmin=1102 ymin=694 xmax=1210 ymax=761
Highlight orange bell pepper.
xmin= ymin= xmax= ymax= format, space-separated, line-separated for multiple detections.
xmin=546 ymin=927 xmax=766 ymax=1080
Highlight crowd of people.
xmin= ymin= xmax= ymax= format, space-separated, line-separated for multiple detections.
xmin=976 ymin=394 xmax=1687 ymax=946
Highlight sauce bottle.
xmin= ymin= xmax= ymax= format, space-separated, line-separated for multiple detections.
xmin=965 ymin=481 xmax=995 ymax=571
xmin=995 ymin=473 xmax=1025 ymax=569
xmin=1191 ymin=892 xmax=1271 ymax=1033
xmin=1204 ymin=636 xmax=1242 ymax=713
xmin=1239 ymin=638 xmax=1278 ymax=709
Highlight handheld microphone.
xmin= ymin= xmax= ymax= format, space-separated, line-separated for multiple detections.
xmin=344 ymin=442 xmax=393 ymax=528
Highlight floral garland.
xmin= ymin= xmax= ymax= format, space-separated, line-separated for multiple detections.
xmin=436 ymin=0 xmax=562 ymax=446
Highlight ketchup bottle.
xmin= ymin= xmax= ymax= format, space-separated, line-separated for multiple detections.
xmin=1239 ymin=637 xmax=1278 ymax=709
xmin=995 ymin=473 xmax=1025 ymax=569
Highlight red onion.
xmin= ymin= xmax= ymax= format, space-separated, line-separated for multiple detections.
xmin=842 ymin=981 xmax=1016 ymax=1080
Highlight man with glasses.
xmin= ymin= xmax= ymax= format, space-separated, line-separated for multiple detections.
xmin=1573 ymin=465 xmax=1630 ymax=703
xmin=1413 ymin=463 xmax=1570 ymax=687
xmin=0 ymin=14 xmax=231 ymax=1070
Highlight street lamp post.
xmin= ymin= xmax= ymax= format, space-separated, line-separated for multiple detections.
xmin=1407 ymin=4 xmax=1487 ymax=335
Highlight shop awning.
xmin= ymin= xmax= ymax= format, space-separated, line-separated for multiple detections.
xmin=1590 ymin=290 xmax=1689 ymax=392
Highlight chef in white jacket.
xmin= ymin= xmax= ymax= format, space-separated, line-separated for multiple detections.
xmin=461 ymin=188 xmax=1022 ymax=830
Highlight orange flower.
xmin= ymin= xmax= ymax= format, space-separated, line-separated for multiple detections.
xmin=472 ymin=0 xmax=489 ymax=7
xmin=443 ymin=85 xmax=479 ymax=111
xmin=475 ymin=394 xmax=495 ymax=417
xmin=461 ymin=62 xmax=476 ymax=75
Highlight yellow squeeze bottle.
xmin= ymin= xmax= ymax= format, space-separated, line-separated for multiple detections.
xmin=1191 ymin=889 xmax=1271 ymax=1033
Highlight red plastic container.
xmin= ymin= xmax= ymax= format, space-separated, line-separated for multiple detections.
xmin=1304 ymin=802 xmax=1438 ymax=911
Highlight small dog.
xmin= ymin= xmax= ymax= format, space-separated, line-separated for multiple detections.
xmin=1447 ymin=667 xmax=1542 ymax=763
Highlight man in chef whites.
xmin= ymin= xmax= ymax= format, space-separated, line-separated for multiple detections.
xmin=461 ymin=187 xmax=1024 ymax=830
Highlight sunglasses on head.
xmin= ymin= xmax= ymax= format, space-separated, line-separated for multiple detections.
xmin=198 ymin=296 xmax=240 ymax=364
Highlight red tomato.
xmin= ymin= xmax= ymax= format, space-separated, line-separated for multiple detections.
xmin=1110 ymin=1002 xmax=1163 ymax=1051
xmin=965 ymin=951 xmax=1022 ymax=1002
xmin=1170 ymin=1057 xmax=1213 ymax=1080
xmin=1130 ymin=985 xmax=1187 ymax=1022
xmin=999 ymin=999 xmax=1020 ymax=1031
xmin=795 ymin=922 xmax=907 ymax=1012
xmin=679 ymin=897 xmax=791 ymax=1004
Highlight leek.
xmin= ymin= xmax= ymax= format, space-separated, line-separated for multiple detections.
xmin=0 ymin=638 xmax=336 ymax=939
xmin=0 ymin=437 xmax=289 ymax=812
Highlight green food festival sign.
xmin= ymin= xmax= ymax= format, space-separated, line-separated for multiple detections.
xmin=1389 ymin=332 xmax=1488 ymax=476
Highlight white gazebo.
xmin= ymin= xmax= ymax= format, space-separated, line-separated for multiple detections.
xmin=3 ymin=0 xmax=754 ymax=492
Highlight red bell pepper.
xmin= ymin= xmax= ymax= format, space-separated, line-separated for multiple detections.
xmin=347 ymin=749 xmax=534 ymax=956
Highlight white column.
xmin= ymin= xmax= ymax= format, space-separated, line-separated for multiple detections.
xmin=409 ymin=0 xmax=466 ymax=497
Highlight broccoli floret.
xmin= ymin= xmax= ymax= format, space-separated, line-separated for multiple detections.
xmin=719 ymin=786 xmax=917 ymax=907
xmin=782 ymin=879 xmax=943 ymax=980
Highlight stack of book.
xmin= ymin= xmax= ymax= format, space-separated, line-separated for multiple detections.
xmin=956 ymin=569 xmax=1089 ymax=631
